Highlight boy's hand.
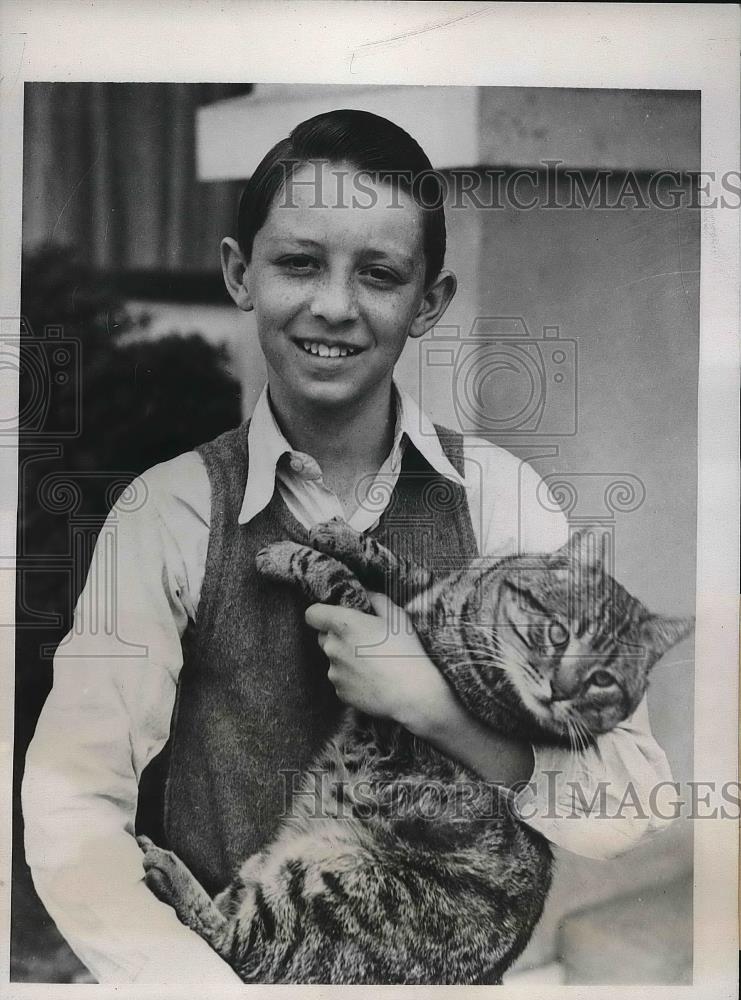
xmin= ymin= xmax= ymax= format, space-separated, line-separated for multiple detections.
xmin=305 ymin=593 xmax=453 ymax=735
xmin=306 ymin=592 xmax=535 ymax=788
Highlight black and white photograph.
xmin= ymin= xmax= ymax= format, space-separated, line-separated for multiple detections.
xmin=1 ymin=2 xmax=738 ymax=994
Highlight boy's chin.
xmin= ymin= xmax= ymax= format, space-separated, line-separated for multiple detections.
xmin=300 ymin=384 xmax=368 ymax=410
xmin=284 ymin=375 xmax=392 ymax=412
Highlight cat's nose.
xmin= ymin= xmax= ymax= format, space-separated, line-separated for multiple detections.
xmin=550 ymin=664 xmax=581 ymax=701
xmin=550 ymin=684 xmax=572 ymax=702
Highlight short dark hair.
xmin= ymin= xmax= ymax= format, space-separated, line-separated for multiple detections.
xmin=236 ymin=109 xmax=446 ymax=287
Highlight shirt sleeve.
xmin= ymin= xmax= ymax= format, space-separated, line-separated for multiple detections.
xmin=471 ymin=442 xmax=675 ymax=859
xmin=21 ymin=467 xmax=243 ymax=985
xmin=512 ymin=696 xmax=675 ymax=859
xmin=463 ymin=440 xmax=570 ymax=558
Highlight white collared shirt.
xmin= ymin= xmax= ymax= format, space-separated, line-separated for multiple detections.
xmin=241 ymin=384 xmax=464 ymax=532
xmin=22 ymin=383 xmax=674 ymax=985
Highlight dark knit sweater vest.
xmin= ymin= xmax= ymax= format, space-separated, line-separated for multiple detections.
xmin=159 ymin=421 xmax=478 ymax=895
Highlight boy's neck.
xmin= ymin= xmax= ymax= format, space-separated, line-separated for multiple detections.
xmin=267 ymin=381 xmax=397 ymax=484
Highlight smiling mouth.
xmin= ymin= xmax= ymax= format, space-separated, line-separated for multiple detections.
xmin=299 ymin=340 xmax=361 ymax=359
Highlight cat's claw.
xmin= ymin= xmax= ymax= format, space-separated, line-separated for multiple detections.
xmin=137 ymin=836 xmax=191 ymax=912
xmin=309 ymin=518 xmax=363 ymax=557
xmin=255 ymin=541 xmax=301 ymax=581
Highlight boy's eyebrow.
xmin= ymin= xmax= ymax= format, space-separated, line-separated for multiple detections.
xmin=361 ymin=248 xmax=416 ymax=269
xmin=264 ymin=238 xmax=418 ymax=269
xmin=264 ymin=237 xmax=323 ymax=250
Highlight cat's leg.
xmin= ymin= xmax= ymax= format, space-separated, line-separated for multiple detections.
xmin=137 ymin=836 xmax=233 ymax=959
xmin=212 ymin=876 xmax=245 ymax=920
xmin=213 ymin=851 xmax=268 ymax=919
xmin=256 ymin=541 xmax=372 ymax=612
xmin=309 ymin=518 xmax=433 ymax=601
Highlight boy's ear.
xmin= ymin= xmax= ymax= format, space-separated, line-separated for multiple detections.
xmin=221 ymin=237 xmax=253 ymax=312
xmin=408 ymin=269 xmax=457 ymax=340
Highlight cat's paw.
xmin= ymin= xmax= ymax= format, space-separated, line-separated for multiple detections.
xmin=309 ymin=518 xmax=364 ymax=558
xmin=255 ymin=541 xmax=304 ymax=581
xmin=137 ymin=836 xmax=192 ymax=912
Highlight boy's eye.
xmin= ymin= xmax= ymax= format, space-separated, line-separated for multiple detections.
xmin=363 ymin=266 xmax=401 ymax=285
xmin=279 ymin=255 xmax=319 ymax=272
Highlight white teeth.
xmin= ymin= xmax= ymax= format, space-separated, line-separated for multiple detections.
xmin=300 ymin=341 xmax=358 ymax=357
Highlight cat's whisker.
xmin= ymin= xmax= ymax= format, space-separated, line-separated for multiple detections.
xmin=566 ymin=717 xmax=588 ymax=760
xmin=564 ymin=710 xmax=591 ymax=759
xmin=564 ymin=717 xmax=576 ymax=756
xmin=431 ymin=635 xmax=489 ymax=650
xmin=567 ymin=713 xmax=587 ymax=755
xmin=573 ymin=709 xmax=593 ymax=741
xmin=568 ymin=727 xmax=584 ymax=760
xmin=569 ymin=717 xmax=584 ymax=755
xmin=563 ymin=712 xmax=579 ymax=754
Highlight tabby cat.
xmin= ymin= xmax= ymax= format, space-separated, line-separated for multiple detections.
xmin=138 ymin=520 xmax=693 ymax=984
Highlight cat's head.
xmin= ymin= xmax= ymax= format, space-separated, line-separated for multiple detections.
xmin=447 ymin=531 xmax=694 ymax=745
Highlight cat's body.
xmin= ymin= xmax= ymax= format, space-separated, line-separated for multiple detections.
xmin=138 ymin=520 xmax=692 ymax=984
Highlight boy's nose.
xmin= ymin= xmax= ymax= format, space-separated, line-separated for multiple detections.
xmin=309 ymin=277 xmax=359 ymax=325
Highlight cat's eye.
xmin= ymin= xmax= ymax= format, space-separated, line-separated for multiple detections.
xmin=589 ymin=670 xmax=616 ymax=688
xmin=548 ymin=622 xmax=569 ymax=647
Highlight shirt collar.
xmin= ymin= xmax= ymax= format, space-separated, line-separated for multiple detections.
xmin=239 ymin=386 xmax=292 ymax=525
xmin=238 ymin=382 xmax=465 ymax=525
xmin=394 ymin=383 xmax=466 ymax=487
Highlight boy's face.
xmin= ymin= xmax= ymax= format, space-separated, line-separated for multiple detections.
xmin=239 ymin=161 xmax=446 ymax=415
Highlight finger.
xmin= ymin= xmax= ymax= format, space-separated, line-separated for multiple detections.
xmin=305 ymin=602 xmax=375 ymax=635
xmin=326 ymin=664 xmax=346 ymax=696
xmin=305 ymin=603 xmax=347 ymax=634
xmin=321 ymin=635 xmax=342 ymax=660
xmin=368 ymin=591 xmax=402 ymax=618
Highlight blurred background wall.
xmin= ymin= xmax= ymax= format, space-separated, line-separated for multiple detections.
xmin=18 ymin=82 xmax=698 ymax=984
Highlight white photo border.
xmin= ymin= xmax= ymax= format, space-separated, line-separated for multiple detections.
xmin=0 ymin=2 xmax=738 ymax=997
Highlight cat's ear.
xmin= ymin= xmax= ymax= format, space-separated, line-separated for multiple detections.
xmin=557 ymin=528 xmax=604 ymax=571
xmin=642 ymin=615 xmax=695 ymax=659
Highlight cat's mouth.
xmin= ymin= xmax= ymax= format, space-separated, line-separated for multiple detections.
xmin=509 ymin=674 xmax=559 ymax=726
xmin=509 ymin=674 xmax=583 ymax=741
